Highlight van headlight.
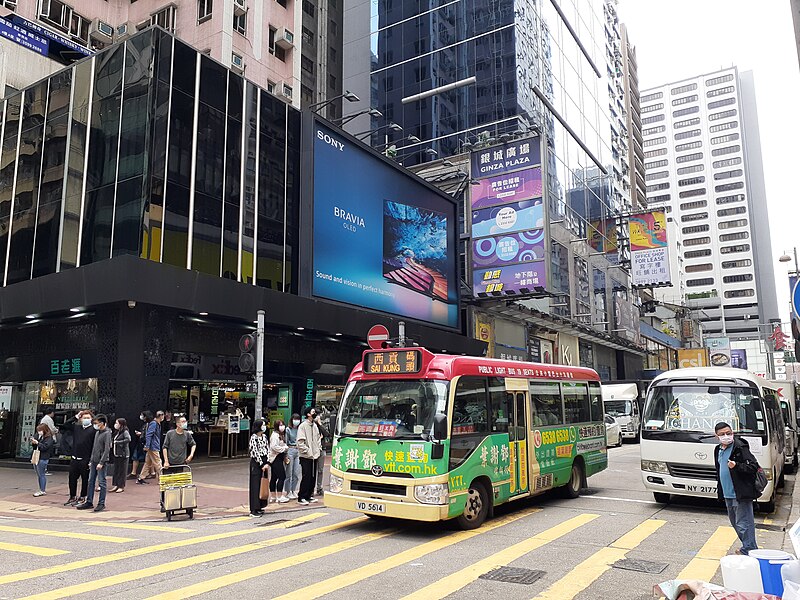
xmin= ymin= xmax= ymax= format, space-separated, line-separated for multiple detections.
xmin=414 ymin=483 xmax=449 ymax=505
xmin=641 ymin=460 xmax=669 ymax=474
xmin=329 ymin=474 xmax=344 ymax=494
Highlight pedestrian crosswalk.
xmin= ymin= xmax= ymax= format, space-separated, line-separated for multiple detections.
xmin=0 ymin=504 xmax=780 ymax=600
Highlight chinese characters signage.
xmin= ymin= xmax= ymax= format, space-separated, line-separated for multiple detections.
xmin=628 ymin=211 xmax=671 ymax=288
xmin=364 ymin=350 xmax=422 ymax=374
xmin=471 ymin=229 xmax=545 ymax=269
xmin=0 ymin=18 xmax=48 ymax=56
xmin=473 ymin=262 xmax=546 ymax=296
xmin=471 ymin=138 xmax=542 ymax=178
xmin=50 ymin=358 xmax=82 ymax=376
xmin=471 ymin=169 xmax=543 ymax=209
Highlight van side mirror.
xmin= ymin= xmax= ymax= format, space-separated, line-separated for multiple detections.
xmin=433 ymin=413 xmax=448 ymax=441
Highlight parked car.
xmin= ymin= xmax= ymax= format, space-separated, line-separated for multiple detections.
xmin=605 ymin=413 xmax=622 ymax=448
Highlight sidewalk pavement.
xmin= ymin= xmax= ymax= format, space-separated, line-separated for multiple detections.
xmin=0 ymin=456 xmax=331 ymax=522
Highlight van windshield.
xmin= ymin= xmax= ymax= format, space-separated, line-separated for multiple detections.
xmin=643 ymin=385 xmax=766 ymax=434
xmin=605 ymin=400 xmax=632 ymax=417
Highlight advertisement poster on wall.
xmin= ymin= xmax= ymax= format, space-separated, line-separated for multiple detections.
xmin=730 ymin=349 xmax=748 ymax=370
xmin=540 ymin=339 xmax=554 ymax=364
xmin=705 ymin=336 xmax=732 ymax=368
xmin=557 ymin=334 xmax=580 ymax=367
xmin=474 ymin=313 xmax=494 ymax=358
xmin=677 ymin=348 xmax=708 ymax=368
xmin=312 ymin=123 xmax=459 ymax=328
xmin=629 ymin=211 xmax=671 ymax=288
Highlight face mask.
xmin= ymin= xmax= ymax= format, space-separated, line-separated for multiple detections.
xmin=261 ymin=424 xmax=267 ymax=432
xmin=279 ymin=425 xmax=286 ymax=432
xmin=719 ymin=434 xmax=734 ymax=445
xmin=114 ymin=423 xmax=120 ymax=430
xmin=93 ymin=423 xmax=100 ymax=430
xmin=309 ymin=413 xmax=316 ymax=419
xmin=140 ymin=415 xmax=145 ymax=421
xmin=292 ymin=419 xmax=300 ymax=427
xmin=82 ymin=418 xmax=92 ymax=426
xmin=179 ymin=421 xmax=187 ymax=430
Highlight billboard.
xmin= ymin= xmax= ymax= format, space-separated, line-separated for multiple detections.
xmin=471 ymin=138 xmax=542 ymax=178
xmin=677 ymin=348 xmax=708 ymax=368
xmin=471 ymin=198 xmax=543 ymax=239
xmin=730 ymin=349 xmax=748 ymax=370
xmin=471 ymin=169 xmax=543 ymax=209
xmin=311 ymin=122 xmax=459 ymax=328
xmin=629 ymin=211 xmax=671 ymax=288
xmin=705 ymin=336 xmax=732 ymax=368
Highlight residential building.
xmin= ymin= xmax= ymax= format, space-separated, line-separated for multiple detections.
xmin=298 ymin=0 xmax=343 ymax=119
xmin=620 ymin=23 xmax=645 ymax=211
xmin=640 ymin=67 xmax=780 ymax=341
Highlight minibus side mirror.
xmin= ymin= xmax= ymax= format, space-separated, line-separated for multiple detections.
xmin=433 ymin=413 xmax=448 ymax=441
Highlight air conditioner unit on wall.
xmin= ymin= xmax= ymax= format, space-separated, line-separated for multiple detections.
xmin=233 ymin=0 xmax=246 ymax=16
xmin=90 ymin=18 xmax=114 ymax=42
xmin=275 ymin=27 xmax=294 ymax=50
xmin=278 ymin=82 xmax=293 ymax=101
xmin=116 ymin=22 xmax=135 ymax=38
xmin=231 ymin=52 xmax=244 ymax=72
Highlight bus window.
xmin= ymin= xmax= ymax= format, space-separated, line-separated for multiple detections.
xmin=563 ymin=382 xmax=590 ymax=424
xmin=488 ymin=377 xmax=509 ymax=433
xmin=530 ymin=382 xmax=562 ymax=426
xmin=452 ymin=377 xmax=488 ymax=436
xmin=589 ymin=382 xmax=603 ymax=422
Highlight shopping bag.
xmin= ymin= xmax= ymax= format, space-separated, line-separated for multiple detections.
xmin=259 ymin=471 xmax=270 ymax=501
xmin=30 ymin=449 xmax=40 ymax=465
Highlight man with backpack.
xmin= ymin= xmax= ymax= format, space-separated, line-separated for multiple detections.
xmin=714 ymin=421 xmax=760 ymax=555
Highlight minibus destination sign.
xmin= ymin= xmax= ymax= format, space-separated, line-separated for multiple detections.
xmin=365 ymin=350 xmax=422 ymax=374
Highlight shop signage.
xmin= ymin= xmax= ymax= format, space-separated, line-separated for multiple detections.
xmin=278 ymin=387 xmax=290 ymax=408
xmin=471 ymin=199 xmax=543 ymax=239
xmin=677 ymin=348 xmax=708 ymax=368
xmin=210 ymin=387 xmax=220 ymax=416
xmin=0 ymin=17 xmax=48 ymax=56
xmin=528 ymin=336 xmax=541 ymax=363
xmin=20 ymin=352 xmax=98 ymax=381
xmin=470 ymin=169 xmax=543 ymax=209
xmin=628 ymin=211 xmax=671 ymax=288
xmin=50 ymin=357 xmax=82 ymax=376
xmin=705 ymin=336 xmax=732 ymax=368
xmin=473 ymin=261 xmax=546 ymax=297
xmin=470 ymin=137 xmax=541 ymax=178
xmin=8 ymin=15 xmax=91 ymax=57
xmin=364 ymin=350 xmax=421 ymax=374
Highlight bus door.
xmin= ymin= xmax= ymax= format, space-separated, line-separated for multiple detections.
xmin=505 ymin=378 xmax=529 ymax=496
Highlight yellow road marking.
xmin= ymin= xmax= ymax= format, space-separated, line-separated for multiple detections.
xmin=0 ymin=512 xmax=327 ymax=586
xmin=88 ymin=522 xmax=194 ymax=533
xmin=212 ymin=516 xmax=252 ymax=525
xmin=0 ymin=525 xmax=134 ymax=544
xmin=20 ymin=517 xmax=367 ymax=600
xmin=148 ymin=529 xmax=396 ymax=600
xmin=0 ymin=542 xmax=69 ymax=557
xmin=194 ymin=482 xmax=247 ymax=492
xmin=675 ymin=526 xmax=738 ymax=582
xmin=277 ymin=507 xmax=543 ymax=600
xmin=763 ymin=516 xmax=773 ymax=526
xmin=404 ymin=513 xmax=599 ymax=600
xmin=533 ymin=519 xmax=666 ymax=600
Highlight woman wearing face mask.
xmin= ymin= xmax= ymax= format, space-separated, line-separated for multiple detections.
xmin=248 ymin=419 xmax=270 ymax=517
xmin=283 ymin=413 xmax=302 ymax=500
xmin=269 ymin=420 xmax=290 ymax=503
xmin=31 ymin=423 xmax=55 ymax=497
xmin=109 ymin=418 xmax=131 ymax=493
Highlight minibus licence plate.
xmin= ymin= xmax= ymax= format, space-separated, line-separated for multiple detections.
xmin=687 ymin=484 xmax=716 ymax=493
xmin=356 ymin=501 xmax=385 ymax=513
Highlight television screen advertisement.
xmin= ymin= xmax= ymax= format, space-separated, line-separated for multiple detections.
xmin=628 ymin=210 xmax=671 ymax=288
xmin=310 ymin=122 xmax=459 ymax=329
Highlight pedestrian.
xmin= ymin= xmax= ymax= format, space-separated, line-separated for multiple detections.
xmin=137 ymin=410 xmax=164 ymax=484
xmin=296 ymin=407 xmax=322 ymax=505
xmin=714 ymin=421 xmax=759 ymax=555
xmin=248 ymin=418 xmax=270 ymax=517
xmin=30 ymin=423 xmax=55 ymax=497
xmin=110 ymin=418 xmax=131 ymax=494
xmin=314 ymin=411 xmax=330 ymax=497
xmin=39 ymin=408 xmax=58 ymax=475
xmin=161 ymin=415 xmax=196 ymax=513
xmin=283 ymin=413 xmax=301 ymax=500
xmin=161 ymin=409 xmax=175 ymax=441
xmin=64 ymin=410 xmax=96 ymax=507
xmin=77 ymin=414 xmax=112 ymax=512
xmin=128 ymin=411 xmax=148 ymax=480
xmin=269 ymin=419 xmax=289 ymax=504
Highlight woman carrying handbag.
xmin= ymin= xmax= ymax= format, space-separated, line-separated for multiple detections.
xmin=269 ymin=419 xmax=290 ymax=504
xmin=31 ymin=424 xmax=55 ymax=497
xmin=248 ymin=419 xmax=270 ymax=517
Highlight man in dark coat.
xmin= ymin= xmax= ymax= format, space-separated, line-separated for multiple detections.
xmin=714 ymin=421 xmax=759 ymax=555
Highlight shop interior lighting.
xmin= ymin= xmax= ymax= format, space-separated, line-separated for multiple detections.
xmin=198 ymin=312 xmax=208 ymax=316
xmin=297 ymin=327 xmax=305 ymax=330
xmin=25 ymin=314 xmax=37 ymax=319
xmin=335 ymin=332 xmax=342 ymax=336
xmin=69 ymin=307 xmax=82 ymax=312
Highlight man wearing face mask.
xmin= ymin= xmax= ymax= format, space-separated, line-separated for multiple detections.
xmin=162 ymin=417 xmax=196 ymax=469
xmin=714 ymin=421 xmax=759 ymax=555
xmin=283 ymin=413 xmax=302 ymax=500
xmin=296 ymin=407 xmax=322 ymax=505
xmin=64 ymin=410 xmax=97 ymax=507
xmin=77 ymin=414 xmax=112 ymax=512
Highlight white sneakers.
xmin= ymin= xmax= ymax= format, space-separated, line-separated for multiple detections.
xmin=298 ymin=499 xmax=310 ymax=505
xmin=309 ymin=498 xmax=319 ymax=503
xmin=288 ymin=492 xmax=298 ymax=499
xmin=278 ymin=496 xmax=290 ymax=503
xmin=33 ymin=491 xmax=46 ymax=497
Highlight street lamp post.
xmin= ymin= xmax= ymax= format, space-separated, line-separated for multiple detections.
xmin=353 ymin=122 xmax=402 ymax=142
xmin=333 ymin=108 xmax=382 ymax=127
xmin=309 ymin=90 xmax=360 ymax=115
xmin=779 ymin=248 xmax=799 ymax=275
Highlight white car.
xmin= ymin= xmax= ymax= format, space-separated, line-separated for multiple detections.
xmin=605 ymin=413 xmax=622 ymax=447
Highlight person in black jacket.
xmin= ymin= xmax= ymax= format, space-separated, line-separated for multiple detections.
xmin=64 ymin=410 xmax=97 ymax=507
xmin=30 ymin=424 xmax=55 ymax=496
xmin=714 ymin=421 xmax=759 ymax=555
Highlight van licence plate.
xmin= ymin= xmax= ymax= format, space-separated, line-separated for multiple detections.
xmin=687 ymin=484 xmax=716 ymax=494
xmin=356 ymin=501 xmax=386 ymax=513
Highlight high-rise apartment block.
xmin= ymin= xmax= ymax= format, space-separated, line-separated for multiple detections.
xmin=641 ymin=67 xmax=779 ymax=339
xmin=298 ymin=0 xmax=342 ymax=118
xmin=620 ymin=23 xmax=645 ymax=212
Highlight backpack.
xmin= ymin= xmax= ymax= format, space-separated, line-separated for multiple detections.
xmin=754 ymin=467 xmax=768 ymax=495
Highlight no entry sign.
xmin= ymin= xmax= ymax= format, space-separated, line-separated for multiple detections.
xmin=367 ymin=325 xmax=391 ymax=350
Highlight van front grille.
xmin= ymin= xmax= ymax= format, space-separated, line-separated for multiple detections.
xmin=350 ymin=481 xmax=407 ymax=496
xmin=667 ymin=463 xmax=717 ymax=480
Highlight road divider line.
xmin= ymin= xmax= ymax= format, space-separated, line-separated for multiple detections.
xmin=533 ymin=519 xmax=666 ymax=600
xmin=675 ymin=526 xmax=737 ymax=582
xmin=0 ymin=525 xmax=135 ymax=544
xmin=212 ymin=516 xmax=253 ymax=526
xmin=0 ymin=512 xmax=328 ymax=586
xmin=147 ymin=529 xmax=397 ymax=600
xmin=277 ymin=507 xmax=543 ymax=600
xmin=0 ymin=542 xmax=69 ymax=557
xmin=88 ymin=522 xmax=194 ymax=533
xmin=19 ymin=517 xmax=368 ymax=600
xmin=403 ymin=513 xmax=599 ymax=600
xmin=581 ymin=495 xmax=657 ymax=505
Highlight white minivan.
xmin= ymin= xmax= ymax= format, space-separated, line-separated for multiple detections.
xmin=603 ymin=382 xmax=642 ymax=442
xmin=641 ymin=367 xmax=785 ymax=512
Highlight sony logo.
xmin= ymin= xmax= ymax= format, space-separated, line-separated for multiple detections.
xmin=317 ymin=129 xmax=344 ymax=151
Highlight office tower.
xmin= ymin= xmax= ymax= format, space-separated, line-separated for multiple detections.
xmin=620 ymin=23 xmax=645 ymax=212
xmin=641 ymin=67 xmax=780 ymax=340
xmin=299 ymin=0 xmax=343 ymax=118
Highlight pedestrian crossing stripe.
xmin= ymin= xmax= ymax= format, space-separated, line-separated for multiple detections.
xmin=88 ymin=522 xmax=195 ymax=533
xmin=403 ymin=513 xmax=599 ymax=600
xmin=18 ymin=517 xmax=368 ymax=600
xmin=675 ymin=526 xmax=737 ymax=582
xmin=0 ymin=525 xmax=135 ymax=544
xmin=533 ymin=519 xmax=666 ymax=600
xmin=0 ymin=542 xmax=70 ymax=557
xmin=212 ymin=516 xmax=253 ymax=525
xmin=274 ymin=507 xmax=543 ymax=600
xmin=0 ymin=512 xmax=328 ymax=586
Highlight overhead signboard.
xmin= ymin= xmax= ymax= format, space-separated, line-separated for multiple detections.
xmin=471 ymin=137 xmax=541 ymax=178
xmin=705 ymin=336 xmax=732 ymax=368
xmin=629 ymin=210 xmax=671 ymax=288
xmin=677 ymin=348 xmax=708 ymax=369
xmin=2 ymin=15 xmax=92 ymax=64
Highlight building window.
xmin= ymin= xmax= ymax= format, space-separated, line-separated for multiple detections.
xmin=641 ymin=102 xmax=664 ymax=113
xmin=711 ymin=133 xmax=739 ymax=145
xmin=711 ymin=145 xmax=741 ymax=157
xmin=233 ymin=12 xmax=246 ymax=34
xmin=686 ymin=249 xmax=713 ymax=259
xmin=716 ymin=194 xmax=745 ymax=205
xmin=642 ymin=114 xmax=665 ymax=124
xmin=643 ymin=137 xmax=666 ymax=148
xmin=645 ymin=171 xmax=669 ymax=181
xmin=715 ymin=181 xmax=744 ymax=193
xmin=681 ymin=212 xmax=708 ymax=223
xmin=301 ymin=55 xmax=314 ymax=74
xmin=676 ymin=152 xmax=703 ymax=164
xmin=673 ymin=106 xmax=699 ymax=118
xmin=151 ymin=5 xmax=177 ymax=32
xmin=719 ymin=219 xmax=748 ymax=230
xmin=276 ymin=0 xmax=287 ymax=7
xmin=722 ymin=259 xmax=752 ymax=269
xmin=672 ymin=94 xmax=698 ymax=106
xmin=198 ymin=0 xmax=212 ymax=21
xmin=266 ymin=80 xmax=276 ymax=93
xmin=713 ymin=157 xmax=742 ymax=169
xmin=724 ymin=288 xmax=755 ymax=299
xmin=684 ymin=236 xmax=711 ymax=247
xmin=714 ymin=169 xmax=743 ymax=180
xmin=645 ymin=159 xmax=668 ymax=169
xmin=678 ymin=176 xmax=705 ymax=187
xmin=329 ymin=19 xmax=337 ymax=36
xmin=709 ymin=121 xmax=738 ymax=134
xmin=302 ymin=0 xmax=315 ymax=16
xmin=646 ymin=182 xmax=670 ymax=192
xmin=675 ymin=140 xmax=702 ymax=152
xmin=708 ymin=97 xmax=736 ymax=110
xmin=707 ymin=85 xmax=735 ymax=97
xmin=687 ymin=277 xmax=714 ymax=287
xmin=709 ymin=109 xmax=737 ymax=121
xmin=675 ymin=129 xmax=701 ymax=140
xmin=300 ymin=84 xmax=313 ymax=104
xmin=649 ymin=194 xmax=671 ymax=203
xmin=329 ymin=46 xmax=337 ymax=62
xmin=683 ymin=224 xmax=710 ymax=234
xmin=680 ymin=199 xmax=708 ymax=210
xmin=1 ymin=0 xmax=17 ymax=12
xmin=302 ymin=26 xmax=314 ymax=46
xmin=717 ymin=206 xmax=747 ymax=217
xmin=720 ymin=232 xmax=749 ymax=243
xmin=643 ymin=125 xmax=666 ymax=136
xmin=641 ymin=91 xmax=664 ymax=102
xmin=675 ymin=117 xmax=701 ymax=129
xmin=671 ymin=83 xmax=697 ymax=95
xmin=677 ymin=164 xmax=704 ymax=175
xmin=679 ymin=189 xmax=706 ymax=200
xmin=720 ymin=243 xmax=750 ymax=254
xmin=268 ymin=27 xmax=286 ymax=60
xmin=40 ymin=0 xmax=90 ymax=41
xmin=644 ymin=149 xmax=667 ymax=160
xmin=686 ymin=263 xmax=713 ymax=273
xmin=706 ymin=73 xmax=735 ymax=86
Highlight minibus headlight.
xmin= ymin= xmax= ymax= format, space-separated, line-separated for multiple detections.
xmin=329 ymin=474 xmax=344 ymax=494
xmin=641 ymin=460 xmax=669 ymax=474
xmin=765 ymin=469 xmax=773 ymax=481
xmin=414 ymin=483 xmax=449 ymax=505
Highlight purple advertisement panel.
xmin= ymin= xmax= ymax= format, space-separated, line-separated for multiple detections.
xmin=471 ymin=136 xmax=541 ymax=178
xmin=472 ymin=229 xmax=546 ymax=269
xmin=471 ymin=168 xmax=543 ymax=209
xmin=471 ymin=198 xmax=544 ymax=239
xmin=473 ymin=262 xmax=546 ymax=296
xmin=731 ymin=349 xmax=748 ymax=370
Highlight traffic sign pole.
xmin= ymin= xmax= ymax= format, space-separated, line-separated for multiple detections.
xmin=255 ymin=310 xmax=265 ymax=419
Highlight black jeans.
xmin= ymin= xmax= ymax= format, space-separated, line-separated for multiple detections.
xmin=270 ymin=453 xmax=287 ymax=492
xmin=249 ymin=459 xmax=266 ymax=514
xmin=68 ymin=457 xmax=90 ymax=498
xmin=299 ymin=457 xmax=317 ymax=502
xmin=112 ymin=455 xmax=129 ymax=489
